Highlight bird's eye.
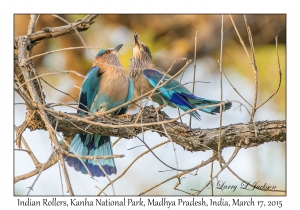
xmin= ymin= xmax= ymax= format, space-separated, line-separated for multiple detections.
xmin=104 ymin=50 xmax=112 ymax=55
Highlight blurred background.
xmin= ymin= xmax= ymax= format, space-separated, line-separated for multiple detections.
xmin=14 ymin=14 xmax=286 ymax=195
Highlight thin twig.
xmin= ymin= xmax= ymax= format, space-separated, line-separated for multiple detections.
xmin=94 ymin=159 xmax=115 ymax=195
xmin=27 ymin=151 xmax=56 ymax=195
xmin=189 ymin=31 xmax=198 ymax=127
xmin=244 ymin=15 xmax=258 ymax=123
xmin=224 ymin=160 xmax=286 ymax=193
xmin=193 ymin=141 xmax=242 ymax=195
xmin=26 ymin=46 xmax=103 ymax=62
xmin=14 ymin=125 xmax=40 ymax=166
xmin=138 ymin=154 xmax=218 ymax=195
xmin=62 ymin=150 xmax=124 ymax=160
xmin=41 ymin=78 xmax=78 ymax=102
xmin=256 ymin=36 xmax=282 ymax=109
xmin=222 ymin=70 xmax=252 ymax=106
xmin=15 ymin=111 xmax=35 ymax=149
xmin=14 ymin=85 xmax=36 ymax=110
xmin=112 ymin=137 xmax=122 ymax=147
xmin=218 ymin=14 xmax=224 ymax=163
xmin=54 ymin=120 xmax=65 ymax=196
xmin=14 ymin=154 xmax=59 ymax=183
xmin=52 ymin=15 xmax=95 ymax=62
xmin=95 ymin=186 xmax=107 ymax=196
xmin=154 ymin=104 xmax=179 ymax=175
xmin=98 ymin=140 xmax=171 ymax=196
xmin=18 ymin=70 xmax=85 ymax=89
xmin=210 ymin=151 xmax=214 ymax=195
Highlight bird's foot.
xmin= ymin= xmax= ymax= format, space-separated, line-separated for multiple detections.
xmin=94 ymin=111 xmax=111 ymax=118
xmin=104 ymin=114 xmax=112 ymax=118
xmin=94 ymin=111 xmax=102 ymax=117
xmin=121 ymin=113 xmax=131 ymax=117
xmin=115 ymin=113 xmax=131 ymax=120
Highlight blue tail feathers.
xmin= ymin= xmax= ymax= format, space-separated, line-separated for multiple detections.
xmin=65 ymin=134 xmax=116 ymax=177
xmin=195 ymin=99 xmax=232 ymax=114
xmin=180 ymin=92 xmax=232 ymax=115
xmin=169 ymin=92 xmax=231 ymax=120
xmin=169 ymin=91 xmax=201 ymax=120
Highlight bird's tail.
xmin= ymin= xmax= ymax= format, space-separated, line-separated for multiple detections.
xmin=65 ymin=134 xmax=116 ymax=177
xmin=189 ymin=97 xmax=232 ymax=114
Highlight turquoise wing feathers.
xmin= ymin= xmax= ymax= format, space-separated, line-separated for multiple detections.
xmin=143 ymin=69 xmax=232 ymax=120
xmin=65 ymin=45 xmax=128 ymax=177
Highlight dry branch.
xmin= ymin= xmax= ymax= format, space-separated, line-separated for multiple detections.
xmin=27 ymin=106 xmax=286 ymax=152
xmin=15 ymin=15 xmax=85 ymax=195
xmin=14 ymin=15 xmax=98 ymax=49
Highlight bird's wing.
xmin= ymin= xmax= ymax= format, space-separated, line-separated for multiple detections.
xmin=77 ymin=66 xmax=101 ymax=114
xmin=143 ymin=69 xmax=201 ymax=120
xmin=143 ymin=69 xmax=232 ymax=116
xmin=126 ymin=78 xmax=135 ymax=102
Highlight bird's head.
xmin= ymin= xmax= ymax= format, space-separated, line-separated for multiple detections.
xmin=129 ymin=33 xmax=154 ymax=70
xmin=93 ymin=44 xmax=123 ymax=68
xmin=131 ymin=33 xmax=153 ymax=60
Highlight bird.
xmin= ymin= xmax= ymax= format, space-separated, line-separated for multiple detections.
xmin=129 ymin=33 xmax=232 ymax=120
xmin=65 ymin=44 xmax=134 ymax=177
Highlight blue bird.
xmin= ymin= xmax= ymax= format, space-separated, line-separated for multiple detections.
xmin=129 ymin=33 xmax=231 ymax=120
xmin=65 ymin=44 xmax=134 ymax=177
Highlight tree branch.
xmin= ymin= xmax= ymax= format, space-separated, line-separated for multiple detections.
xmin=27 ymin=106 xmax=286 ymax=152
xmin=14 ymin=14 xmax=98 ymax=49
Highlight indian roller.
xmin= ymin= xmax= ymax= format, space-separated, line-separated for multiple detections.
xmin=129 ymin=33 xmax=232 ymax=120
xmin=65 ymin=44 xmax=134 ymax=177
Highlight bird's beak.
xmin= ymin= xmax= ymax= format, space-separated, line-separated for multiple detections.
xmin=113 ymin=44 xmax=123 ymax=52
xmin=134 ymin=32 xmax=141 ymax=48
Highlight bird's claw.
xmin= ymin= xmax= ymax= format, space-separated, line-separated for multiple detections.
xmin=94 ymin=112 xmax=111 ymax=118
xmin=115 ymin=113 xmax=131 ymax=120
xmin=122 ymin=113 xmax=131 ymax=120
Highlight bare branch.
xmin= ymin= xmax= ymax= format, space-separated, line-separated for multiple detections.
xmin=14 ymin=154 xmax=58 ymax=183
xmin=218 ymin=14 xmax=224 ymax=163
xmin=16 ymin=32 xmax=74 ymax=195
xmin=256 ymin=36 xmax=282 ymax=109
xmin=98 ymin=140 xmax=171 ymax=195
xmin=26 ymin=46 xmax=103 ymax=62
xmin=225 ymin=161 xmax=286 ymax=193
xmin=138 ymin=154 xmax=218 ymax=195
xmin=244 ymin=15 xmax=259 ymax=122
xmin=27 ymin=151 xmax=56 ymax=195
xmin=193 ymin=142 xmax=241 ymax=195
xmin=189 ymin=31 xmax=198 ymax=127
xmin=62 ymin=150 xmax=124 ymax=160
xmin=14 ymin=14 xmax=98 ymax=48
xmin=17 ymin=70 xmax=85 ymax=90
xmin=26 ymin=106 xmax=285 ymax=152
xmin=14 ymin=125 xmax=39 ymax=166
